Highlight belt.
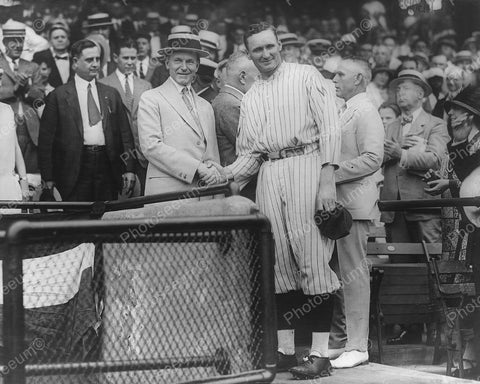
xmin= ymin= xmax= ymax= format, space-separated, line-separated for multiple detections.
xmin=261 ymin=143 xmax=318 ymax=161
xmin=83 ymin=145 xmax=106 ymax=152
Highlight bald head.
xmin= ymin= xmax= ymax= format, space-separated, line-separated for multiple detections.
xmin=333 ymin=57 xmax=372 ymax=101
xmin=225 ymin=51 xmax=259 ymax=93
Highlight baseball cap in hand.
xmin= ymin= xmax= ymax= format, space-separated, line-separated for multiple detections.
xmin=314 ymin=203 xmax=353 ymax=240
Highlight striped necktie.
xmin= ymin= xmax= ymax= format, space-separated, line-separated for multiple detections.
xmin=181 ymin=87 xmax=203 ymax=134
xmin=124 ymin=73 xmax=133 ymax=110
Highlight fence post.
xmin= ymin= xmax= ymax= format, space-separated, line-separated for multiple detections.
xmin=3 ymin=239 xmax=26 ymax=384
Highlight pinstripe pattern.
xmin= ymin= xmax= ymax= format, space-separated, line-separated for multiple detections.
xmin=227 ymin=62 xmax=341 ymax=294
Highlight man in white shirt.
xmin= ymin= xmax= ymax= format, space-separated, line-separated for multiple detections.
xmin=329 ymin=57 xmax=384 ymax=368
xmin=39 ymin=39 xmax=136 ymax=201
xmin=100 ymin=38 xmax=151 ymax=195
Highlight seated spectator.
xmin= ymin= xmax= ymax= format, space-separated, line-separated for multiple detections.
xmin=379 ymin=102 xmax=400 ymax=129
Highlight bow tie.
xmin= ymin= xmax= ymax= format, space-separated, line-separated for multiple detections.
xmin=400 ymin=114 xmax=413 ymax=126
xmin=54 ymin=55 xmax=68 ymax=60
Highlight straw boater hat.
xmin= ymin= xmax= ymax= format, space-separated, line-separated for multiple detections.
xmin=2 ymin=20 xmax=26 ymax=37
xmin=389 ymin=69 xmax=432 ymax=96
xmin=198 ymin=57 xmax=218 ymax=77
xmin=171 ymin=25 xmax=192 ymax=34
xmin=278 ymin=33 xmax=303 ymax=47
xmin=199 ymin=30 xmax=220 ymax=51
xmin=158 ymin=33 xmax=209 ymax=58
xmin=86 ymin=13 xmax=113 ymax=29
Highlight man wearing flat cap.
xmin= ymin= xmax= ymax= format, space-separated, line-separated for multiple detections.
xmin=138 ymin=33 xmax=221 ymax=196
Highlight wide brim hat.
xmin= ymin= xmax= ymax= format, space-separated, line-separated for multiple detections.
xmin=278 ymin=32 xmax=303 ymax=47
xmin=444 ymin=86 xmax=480 ymax=118
xmin=199 ymin=30 xmax=220 ymax=51
xmin=2 ymin=20 xmax=26 ymax=37
xmin=87 ymin=13 xmax=113 ymax=29
xmin=389 ymin=69 xmax=432 ymax=96
xmin=453 ymin=50 xmax=473 ymax=64
xmin=198 ymin=57 xmax=218 ymax=77
xmin=158 ymin=33 xmax=209 ymax=58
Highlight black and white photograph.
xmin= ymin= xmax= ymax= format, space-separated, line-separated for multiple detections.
xmin=0 ymin=0 xmax=480 ymax=383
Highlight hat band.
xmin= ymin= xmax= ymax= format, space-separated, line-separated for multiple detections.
xmin=3 ymin=29 xmax=25 ymax=37
xmin=87 ymin=17 xmax=112 ymax=26
xmin=450 ymin=100 xmax=480 ymax=117
xmin=200 ymin=39 xmax=218 ymax=50
xmin=281 ymin=37 xmax=300 ymax=45
xmin=168 ymin=37 xmax=203 ymax=51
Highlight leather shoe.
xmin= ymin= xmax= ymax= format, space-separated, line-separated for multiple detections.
xmin=277 ymin=351 xmax=297 ymax=373
xmin=331 ymin=350 xmax=369 ymax=369
xmin=289 ymin=355 xmax=333 ymax=379
xmin=387 ymin=330 xmax=422 ymax=345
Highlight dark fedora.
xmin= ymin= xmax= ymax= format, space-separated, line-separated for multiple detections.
xmin=86 ymin=13 xmax=113 ymax=29
xmin=158 ymin=33 xmax=209 ymax=58
xmin=444 ymin=86 xmax=480 ymax=118
xmin=389 ymin=69 xmax=432 ymax=96
xmin=314 ymin=203 xmax=353 ymax=240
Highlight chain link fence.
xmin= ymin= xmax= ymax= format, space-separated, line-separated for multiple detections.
xmin=1 ymin=214 xmax=276 ymax=384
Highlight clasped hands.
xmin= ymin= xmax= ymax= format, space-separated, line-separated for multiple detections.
xmin=197 ymin=161 xmax=230 ymax=186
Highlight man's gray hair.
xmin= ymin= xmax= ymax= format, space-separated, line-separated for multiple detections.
xmin=226 ymin=50 xmax=250 ymax=77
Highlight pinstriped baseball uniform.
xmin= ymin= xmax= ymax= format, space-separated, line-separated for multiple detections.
xmin=227 ymin=62 xmax=342 ymax=295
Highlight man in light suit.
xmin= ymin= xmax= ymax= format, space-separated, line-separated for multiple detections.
xmin=39 ymin=39 xmax=136 ymax=202
xmin=212 ymin=50 xmax=258 ymax=200
xmin=329 ymin=58 xmax=384 ymax=368
xmin=0 ymin=21 xmax=42 ymax=174
xmin=138 ymin=33 xmax=221 ymax=197
xmin=100 ymin=38 xmax=151 ymax=195
xmin=382 ymin=70 xmax=449 ymax=248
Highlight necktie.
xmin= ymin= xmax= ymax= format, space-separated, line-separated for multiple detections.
xmin=400 ymin=114 xmax=413 ymax=126
xmin=87 ymin=83 xmax=102 ymax=126
xmin=11 ymin=58 xmax=18 ymax=73
xmin=139 ymin=62 xmax=145 ymax=79
xmin=124 ymin=74 xmax=133 ymax=110
xmin=54 ymin=55 xmax=68 ymax=60
xmin=181 ymin=87 xmax=203 ymax=133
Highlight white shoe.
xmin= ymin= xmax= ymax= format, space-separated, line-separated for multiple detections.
xmin=331 ymin=350 xmax=369 ymax=369
xmin=327 ymin=348 xmax=345 ymax=360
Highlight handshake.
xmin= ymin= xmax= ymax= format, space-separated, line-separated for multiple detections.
xmin=197 ymin=160 xmax=231 ymax=186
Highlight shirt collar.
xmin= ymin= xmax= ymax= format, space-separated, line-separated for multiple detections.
xmin=169 ymin=77 xmax=192 ymax=94
xmin=345 ymin=92 xmax=369 ymax=109
xmin=74 ymin=73 xmax=96 ymax=88
xmin=115 ymin=68 xmax=130 ymax=81
xmin=224 ymin=84 xmax=244 ymax=96
xmin=50 ymin=47 xmax=68 ymax=58
xmin=409 ymin=107 xmax=423 ymax=122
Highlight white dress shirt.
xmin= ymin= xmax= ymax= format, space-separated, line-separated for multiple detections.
xmin=51 ymin=48 xmax=70 ymax=84
xmin=136 ymin=57 xmax=150 ymax=78
xmin=74 ymin=74 xmax=105 ymax=145
xmin=115 ymin=69 xmax=134 ymax=93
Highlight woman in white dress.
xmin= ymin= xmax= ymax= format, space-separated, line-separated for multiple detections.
xmin=0 ymin=101 xmax=30 ymax=213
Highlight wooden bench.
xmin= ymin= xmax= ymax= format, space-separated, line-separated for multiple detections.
xmin=368 ymin=242 xmax=443 ymax=364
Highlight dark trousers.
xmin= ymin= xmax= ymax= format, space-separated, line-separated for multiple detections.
xmin=66 ymin=147 xmax=117 ymax=202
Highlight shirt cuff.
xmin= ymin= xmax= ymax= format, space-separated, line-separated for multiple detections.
xmin=399 ymin=149 xmax=408 ymax=168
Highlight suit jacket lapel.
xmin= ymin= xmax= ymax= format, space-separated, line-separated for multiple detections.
xmin=159 ymin=79 xmax=203 ymax=139
xmin=408 ymin=109 xmax=428 ymax=136
xmin=111 ymin=73 xmax=128 ymax=109
xmin=132 ymin=77 xmax=144 ymax=114
xmin=65 ymin=83 xmax=83 ymax=138
xmin=0 ymin=53 xmax=16 ymax=82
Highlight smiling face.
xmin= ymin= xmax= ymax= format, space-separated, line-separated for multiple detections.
xmin=166 ymin=51 xmax=199 ymax=86
xmin=246 ymin=29 xmax=282 ymax=78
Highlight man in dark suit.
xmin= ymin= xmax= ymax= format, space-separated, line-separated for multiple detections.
xmin=100 ymin=38 xmax=151 ymax=195
xmin=211 ymin=50 xmax=258 ymax=200
xmin=135 ymin=32 xmax=167 ymax=86
xmin=39 ymin=39 xmax=136 ymax=202
xmin=32 ymin=23 xmax=74 ymax=88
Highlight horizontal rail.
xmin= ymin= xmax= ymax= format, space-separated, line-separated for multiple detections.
xmin=379 ymin=196 xmax=480 ymax=211
xmin=0 ymin=182 xmax=239 ymax=213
